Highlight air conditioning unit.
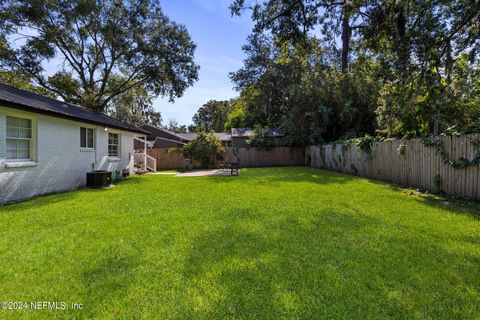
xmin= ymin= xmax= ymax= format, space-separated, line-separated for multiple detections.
xmin=86 ymin=171 xmax=112 ymax=188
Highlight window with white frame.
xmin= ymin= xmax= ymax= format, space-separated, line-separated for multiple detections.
xmin=6 ymin=116 xmax=32 ymax=161
xmin=80 ymin=127 xmax=94 ymax=149
xmin=108 ymin=132 xmax=119 ymax=157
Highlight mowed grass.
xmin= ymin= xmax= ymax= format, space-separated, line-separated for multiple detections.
xmin=0 ymin=167 xmax=479 ymax=319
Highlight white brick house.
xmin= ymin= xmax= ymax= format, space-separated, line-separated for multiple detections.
xmin=0 ymin=83 xmax=149 ymax=204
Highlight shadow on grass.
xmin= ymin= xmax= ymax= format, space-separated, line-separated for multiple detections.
xmin=81 ymin=248 xmax=138 ymax=314
xmin=180 ymin=206 xmax=480 ymax=318
xmin=362 ymin=177 xmax=480 ymax=221
xmin=231 ymin=166 xmax=480 ymax=221
xmin=0 ymin=189 xmax=86 ymax=213
xmin=206 ymin=166 xmax=354 ymax=186
xmin=180 ymin=209 xmax=385 ymax=317
xmin=0 ymin=176 xmax=146 ymax=213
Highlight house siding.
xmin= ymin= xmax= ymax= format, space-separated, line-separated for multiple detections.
xmin=0 ymin=113 xmax=5 ymax=161
xmin=232 ymin=137 xmax=249 ymax=148
xmin=152 ymin=139 xmax=182 ymax=148
xmin=133 ymin=138 xmax=182 ymax=150
xmin=0 ymin=105 xmax=136 ymax=204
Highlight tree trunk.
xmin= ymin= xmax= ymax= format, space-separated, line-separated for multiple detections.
xmin=396 ymin=10 xmax=408 ymax=77
xmin=341 ymin=1 xmax=351 ymax=72
xmin=446 ymin=39 xmax=452 ymax=85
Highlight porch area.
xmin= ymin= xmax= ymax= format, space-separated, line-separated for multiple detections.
xmin=133 ymin=136 xmax=157 ymax=173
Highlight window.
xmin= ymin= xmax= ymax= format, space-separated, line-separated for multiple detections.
xmin=80 ymin=127 xmax=94 ymax=149
xmin=108 ymin=133 xmax=119 ymax=157
xmin=6 ymin=116 xmax=32 ymax=161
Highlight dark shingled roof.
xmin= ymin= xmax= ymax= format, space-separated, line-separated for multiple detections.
xmin=176 ymin=132 xmax=231 ymax=141
xmin=231 ymin=128 xmax=285 ymax=137
xmin=140 ymin=124 xmax=182 ymax=141
xmin=0 ymin=83 xmax=148 ymax=134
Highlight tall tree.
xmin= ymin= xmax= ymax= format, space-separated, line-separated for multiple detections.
xmin=0 ymin=69 xmax=54 ymax=97
xmin=0 ymin=0 xmax=199 ymax=112
xmin=165 ymin=119 xmax=187 ymax=133
xmin=224 ymin=91 xmax=261 ymax=130
xmin=231 ymin=0 xmax=480 ymax=140
xmin=191 ymin=100 xmax=233 ymax=132
xmin=108 ymin=79 xmax=161 ymax=127
xmin=230 ymin=0 xmax=380 ymax=143
xmin=230 ymin=0 xmax=371 ymax=71
xmin=364 ymin=0 xmax=480 ymax=135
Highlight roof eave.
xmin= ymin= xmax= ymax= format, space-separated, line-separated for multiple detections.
xmin=0 ymin=99 xmax=149 ymax=135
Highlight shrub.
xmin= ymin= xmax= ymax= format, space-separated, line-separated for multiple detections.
xmin=246 ymin=126 xmax=268 ymax=147
xmin=246 ymin=125 xmax=280 ymax=147
xmin=181 ymin=131 xmax=225 ymax=168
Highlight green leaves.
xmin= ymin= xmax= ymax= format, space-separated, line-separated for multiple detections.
xmin=231 ymin=0 xmax=480 ymax=141
xmin=0 ymin=0 xmax=199 ymax=113
xmin=181 ymin=132 xmax=225 ymax=168
xmin=191 ymin=100 xmax=234 ymax=132
xmin=108 ymin=80 xmax=161 ymax=127
xmin=421 ymin=136 xmax=480 ymax=169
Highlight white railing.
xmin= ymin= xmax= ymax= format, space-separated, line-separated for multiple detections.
xmin=134 ymin=153 xmax=157 ymax=172
xmin=145 ymin=153 xmax=157 ymax=172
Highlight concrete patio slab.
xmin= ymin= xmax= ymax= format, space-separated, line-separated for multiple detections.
xmin=175 ymin=169 xmax=239 ymax=177
xmin=149 ymin=171 xmax=178 ymax=175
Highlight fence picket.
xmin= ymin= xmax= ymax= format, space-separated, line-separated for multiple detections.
xmin=309 ymin=135 xmax=480 ymax=200
xmin=143 ymin=147 xmax=306 ymax=170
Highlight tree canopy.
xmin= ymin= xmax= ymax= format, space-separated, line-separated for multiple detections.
xmin=181 ymin=131 xmax=224 ymax=168
xmin=0 ymin=0 xmax=199 ymax=115
xmin=228 ymin=0 xmax=480 ymax=143
xmin=108 ymin=82 xmax=161 ymax=127
xmin=191 ymin=100 xmax=233 ymax=132
xmin=165 ymin=119 xmax=188 ymax=133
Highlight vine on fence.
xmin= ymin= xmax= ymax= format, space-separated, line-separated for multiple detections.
xmin=421 ymin=136 xmax=480 ymax=169
xmin=351 ymin=135 xmax=382 ymax=154
xmin=317 ymin=135 xmax=386 ymax=166
xmin=336 ymin=135 xmax=387 ymax=155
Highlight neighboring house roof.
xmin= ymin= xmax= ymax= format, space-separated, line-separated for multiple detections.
xmin=138 ymin=125 xmax=231 ymax=145
xmin=175 ymin=132 xmax=197 ymax=141
xmin=231 ymin=128 xmax=286 ymax=138
xmin=0 ymin=83 xmax=148 ymax=134
xmin=136 ymin=125 xmax=187 ymax=147
xmin=141 ymin=124 xmax=182 ymax=141
xmin=213 ymin=132 xmax=232 ymax=141
xmin=176 ymin=132 xmax=231 ymax=141
xmin=231 ymin=128 xmax=253 ymax=137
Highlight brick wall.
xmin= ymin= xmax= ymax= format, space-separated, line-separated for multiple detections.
xmin=0 ymin=113 xmax=5 ymax=164
xmin=0 ymin=105 xmax=136 ymax=204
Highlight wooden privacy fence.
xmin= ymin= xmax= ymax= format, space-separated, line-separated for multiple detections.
xmin=308 ymin=134 xmax=480 ymax=200
xmin=145 ymin=147 xmax=306 ymax=170
xmin=144 ymin=148 xmax=190 ymax=170
xmin=224 ymin=147 xmax=305 ymax=168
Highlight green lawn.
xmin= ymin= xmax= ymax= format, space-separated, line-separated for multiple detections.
xmin=1 ymin=167 xmax=479 ymax=319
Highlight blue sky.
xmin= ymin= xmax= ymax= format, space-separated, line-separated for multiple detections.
xmin=157 ymin=0 xmax=253 ymax=125
xmin=9 ymin=0 xmax=252 ymax=125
